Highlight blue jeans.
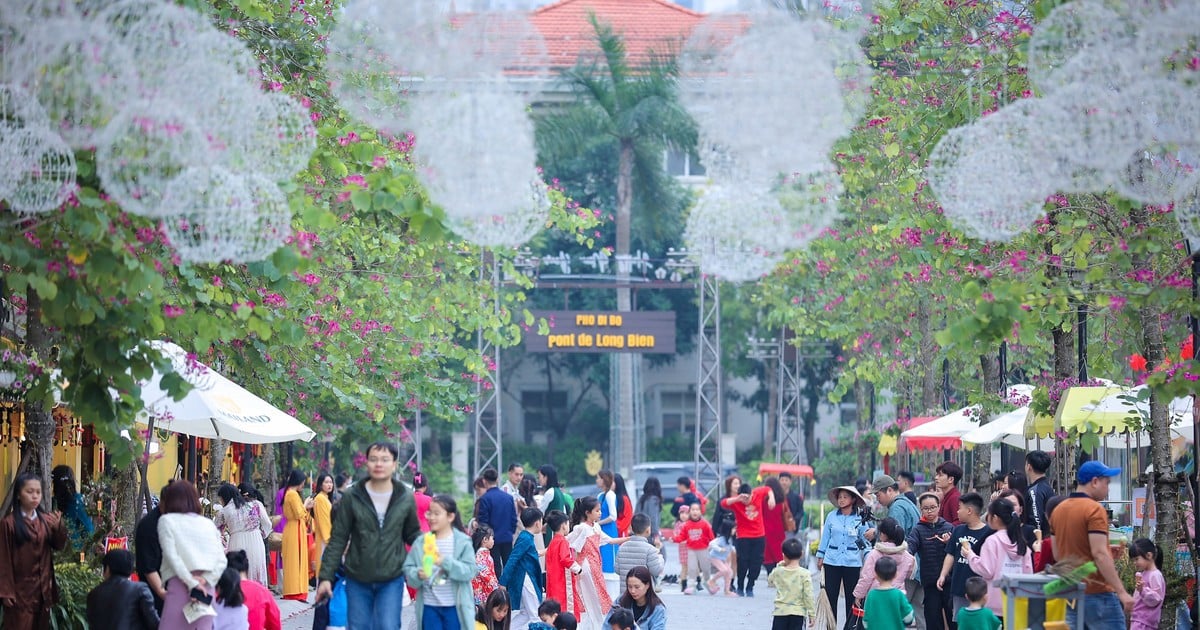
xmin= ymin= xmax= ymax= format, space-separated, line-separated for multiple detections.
xmin=424 ymin=605 xmax=461 ymax=630
xmin=1066 ymin=592 xmax=1125 ymax=630
xmin=345 ymin=574 xmax=405 ymax=630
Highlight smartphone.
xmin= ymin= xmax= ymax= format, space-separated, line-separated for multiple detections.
xmin=190 ymin=587 xmax=213 ymax=605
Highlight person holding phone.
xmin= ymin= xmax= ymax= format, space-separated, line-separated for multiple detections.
xmin=158 ymin=480 xmax=227 ymax=629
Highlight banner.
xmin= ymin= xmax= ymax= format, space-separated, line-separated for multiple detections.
xmin=524 ymin=310 xmax=676 ymax=354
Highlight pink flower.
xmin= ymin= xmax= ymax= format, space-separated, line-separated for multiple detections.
xmin=163 ymin=305 xmax=185 ymax=318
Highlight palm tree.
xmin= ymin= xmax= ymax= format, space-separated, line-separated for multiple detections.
xmin=535 ymin=15 xmax=697 ymax=474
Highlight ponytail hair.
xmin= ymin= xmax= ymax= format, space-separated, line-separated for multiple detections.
xmin=987 ymin=498 xmax=1027 ymax=556
xmin=1130 ymin=538 xmax=1163 ymax=570
xmin=431 ymin=494 xmax=466 ymax=532
xmin=570 ymin=496 xmax=598 ymax=529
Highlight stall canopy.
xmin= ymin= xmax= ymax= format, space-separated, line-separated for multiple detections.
xmin=138 ymin=341 xmax=316 ymax=444
xmin=901 ymin=406 xmax=980 ymax=451
xmin=878 ymin=416 xmax=938 ymax=455
xmin=1079 ymin=385 xmax=1193 ymax=426
xmin=758 ymin=463 xmax=814 ymax=478
xmin=959 ymin=406 xmax=1056 ymax=450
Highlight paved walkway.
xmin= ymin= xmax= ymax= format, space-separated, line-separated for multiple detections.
xmin=277 ymin=540 xmax=779 ymax=629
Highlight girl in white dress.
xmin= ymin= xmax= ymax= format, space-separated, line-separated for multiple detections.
xmin=567 ymin=496 xmax=628 ymax=630
xmin=213 ymin=483 xmax=272 ymax=585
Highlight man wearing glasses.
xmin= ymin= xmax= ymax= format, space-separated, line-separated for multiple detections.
xmin=317 ymin=442 xmax=422 ymax=630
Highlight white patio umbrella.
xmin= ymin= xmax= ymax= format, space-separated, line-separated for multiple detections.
xmin=138 ymin=341 xmax=316 ymax=444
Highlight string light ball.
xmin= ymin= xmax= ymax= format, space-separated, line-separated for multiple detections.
xmin=1026 ymin=0 xmax=1134 ymax=95
xmin=928 ymin=121 xmax=1050 ymax=242
xmin=221 ymin=91 xmax=316 ymax=182
xmin=777 ymin=162 xmax=843 ymax=247
xmin=684 ymin=184 xmax=788 ymax=283
xmin=328 ymin=0 xmax=481 ymax=133
xmin=161 ymin=166 xmax=247 ymax=264
xmin=681 ymin=9 xmax=871 ymax=182
xmin=4 ymin=16 xmax=136 ymax=148
xmin=225 ymin=174 xmax=293 ymax=263
xmin=97 ymin=102 xmax=208 ymax=217
xmin=446 ymin=177 xmax=551 ymax=248
xmin=0 ymin=83 xmax=49 ymax=134
xmin=0 ymin=126 xmax=77 ymax=214
xmin=412 ymin=84 xmax=539 ymax=221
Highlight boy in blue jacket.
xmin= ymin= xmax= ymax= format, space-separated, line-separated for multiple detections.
xmin=501 ymin=507 xmax=545 ymax=629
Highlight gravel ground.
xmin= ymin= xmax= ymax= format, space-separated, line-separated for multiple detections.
xmin=277 ymin=539 xmax=781 ymax=629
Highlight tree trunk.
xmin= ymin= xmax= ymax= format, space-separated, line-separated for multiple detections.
xmin=208 ymin=438 xmax=229 ymax=498
xmin=113 ymin=460 xmax=141 ymax=535
xmin=615 ymin=138 xmax=635 ymax=476
xmin=24 ymin=287 xmax=55 ymax=510
xmin=1046 ymin=211 xmax=1077 ymax=491
xmin=854 ymin=379 xmax=873 ymax=475
xmin=972 ymin=353 xmax=1003 ymax=489
xmin=261 ymin=443 xmax=278 ymax=504
xmin=917 ymin=301 xmax=939 ymax=411
xmin=1130 ymin=206 xmax=1183 ymax=618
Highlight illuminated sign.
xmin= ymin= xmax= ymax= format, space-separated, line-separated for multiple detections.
xmin=524 ymin=310 xmax=676 ymax=354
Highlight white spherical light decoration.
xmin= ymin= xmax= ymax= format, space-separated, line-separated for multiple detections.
xmin=327 ymin=0 xmax=452 ymax=132
xmin=0 ymin=126 xmax=77 ymax=214
xmin=446 ymin=177 xmax=551 ymax=248
xmin=5 ymin=16 xmax=136 ymax=148
xmin=97 ymin=101 xmax=207 ymax=217
xmin=681 ymin=11 xmax=871 ymax=183
xmin=162 ymin=167 xmax=290 ymax=264
xmin=777 ymin=162 xmax=842 ymax=248
xmin=684 ymin=184 xmax=787 ymax=283
xmin=412 ymin=84 xmax=539 ymax=221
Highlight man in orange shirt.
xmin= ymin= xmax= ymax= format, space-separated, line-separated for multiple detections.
xmin=1049 ymin=461 xmax=1133 ymax=630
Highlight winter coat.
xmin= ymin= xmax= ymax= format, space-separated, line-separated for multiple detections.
xmin=906 ymin=517 xmax=954 ymax=585
xmin=966 ymin=529 xmax=1033 ymax=616
xmin=318 ymin=479 xmax=422 ymax=584
xmin=853 ymin=541 xmax=916 ymax=600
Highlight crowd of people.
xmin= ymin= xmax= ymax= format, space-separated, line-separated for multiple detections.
xmin=0 ymin=444 xmax=1167 ymax=630
xmin=809 ymin=453 xmax=1158 ymax=630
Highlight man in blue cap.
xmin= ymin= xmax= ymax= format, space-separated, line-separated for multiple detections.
xmin=1049 ymin=460 xmax=1133 ymax=630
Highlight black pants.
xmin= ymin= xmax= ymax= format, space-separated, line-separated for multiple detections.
xmin=492 ymin=541 xmax=513 ymax=577
xmin=923 ymin=583 xmax=955 ymax=630
xmin=734 ymin=536 xmax=765 ymax=591
xmin=824 ymin=564 xmax=861 ymax=630
xmin=773 ymin=615 xmax=806 ymax=630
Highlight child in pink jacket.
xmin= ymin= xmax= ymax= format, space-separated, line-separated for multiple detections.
xmin=853 ymin=518 xmax=915 ymax=605
xmin=962 ymin=499 xmax=1033 ymax=617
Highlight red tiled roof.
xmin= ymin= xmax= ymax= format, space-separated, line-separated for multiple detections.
xmin=530 ymin=0 xmax=707 ymax=69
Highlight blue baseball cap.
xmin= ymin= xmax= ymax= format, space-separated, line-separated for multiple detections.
xmin=1077 ymin=461 xmax=1121 ymax=484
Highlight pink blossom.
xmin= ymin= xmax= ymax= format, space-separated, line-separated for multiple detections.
xmin=163 ymin=305 xmax=185 ymax=318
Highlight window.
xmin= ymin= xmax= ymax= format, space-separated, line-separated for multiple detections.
xmin=664 ymin=146 xmax=706 ymax=178
xmin=839 ymin=403 xmax=858 ymax=425
xmin=660 ymin=389 xmax=697 ymax=433
xmin=522 ymin=390 xmax=568 ymax=435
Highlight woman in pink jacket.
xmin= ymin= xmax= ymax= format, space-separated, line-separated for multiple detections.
xmin=962 ymin=499 xmax=1033 ymax=618
xmin=852 ymin=518 xmax=915 ymax=605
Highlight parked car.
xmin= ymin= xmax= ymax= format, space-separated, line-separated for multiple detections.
xmin=629 ymin=461 xmax=739 ymax=505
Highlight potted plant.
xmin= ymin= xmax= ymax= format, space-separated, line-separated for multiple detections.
xmin=0 ymin=347 xmax=44 ymax=394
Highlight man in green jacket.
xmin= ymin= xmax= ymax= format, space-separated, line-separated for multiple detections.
xmin=317 ymin=442 xmax=422 ymax=630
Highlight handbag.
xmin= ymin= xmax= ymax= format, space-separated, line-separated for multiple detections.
xmin=267 ymin=531 xmax=283 ymax=552
xmin=783 ymin=503 xmax=797 ymax=533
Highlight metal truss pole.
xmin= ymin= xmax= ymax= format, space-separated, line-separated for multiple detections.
xmin=633 ymin=356 xmax=645 ymax=464
xmin=473 ymin=253 xmax=502 ymax=478
xmin=777 ymin=333 xmax=804 ymax=464
xmin=694 ymin=274 xmax=722 ymax=496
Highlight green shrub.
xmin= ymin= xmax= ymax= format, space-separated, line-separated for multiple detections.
xmin=0 ymin=563 xmax=104 ymax=629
